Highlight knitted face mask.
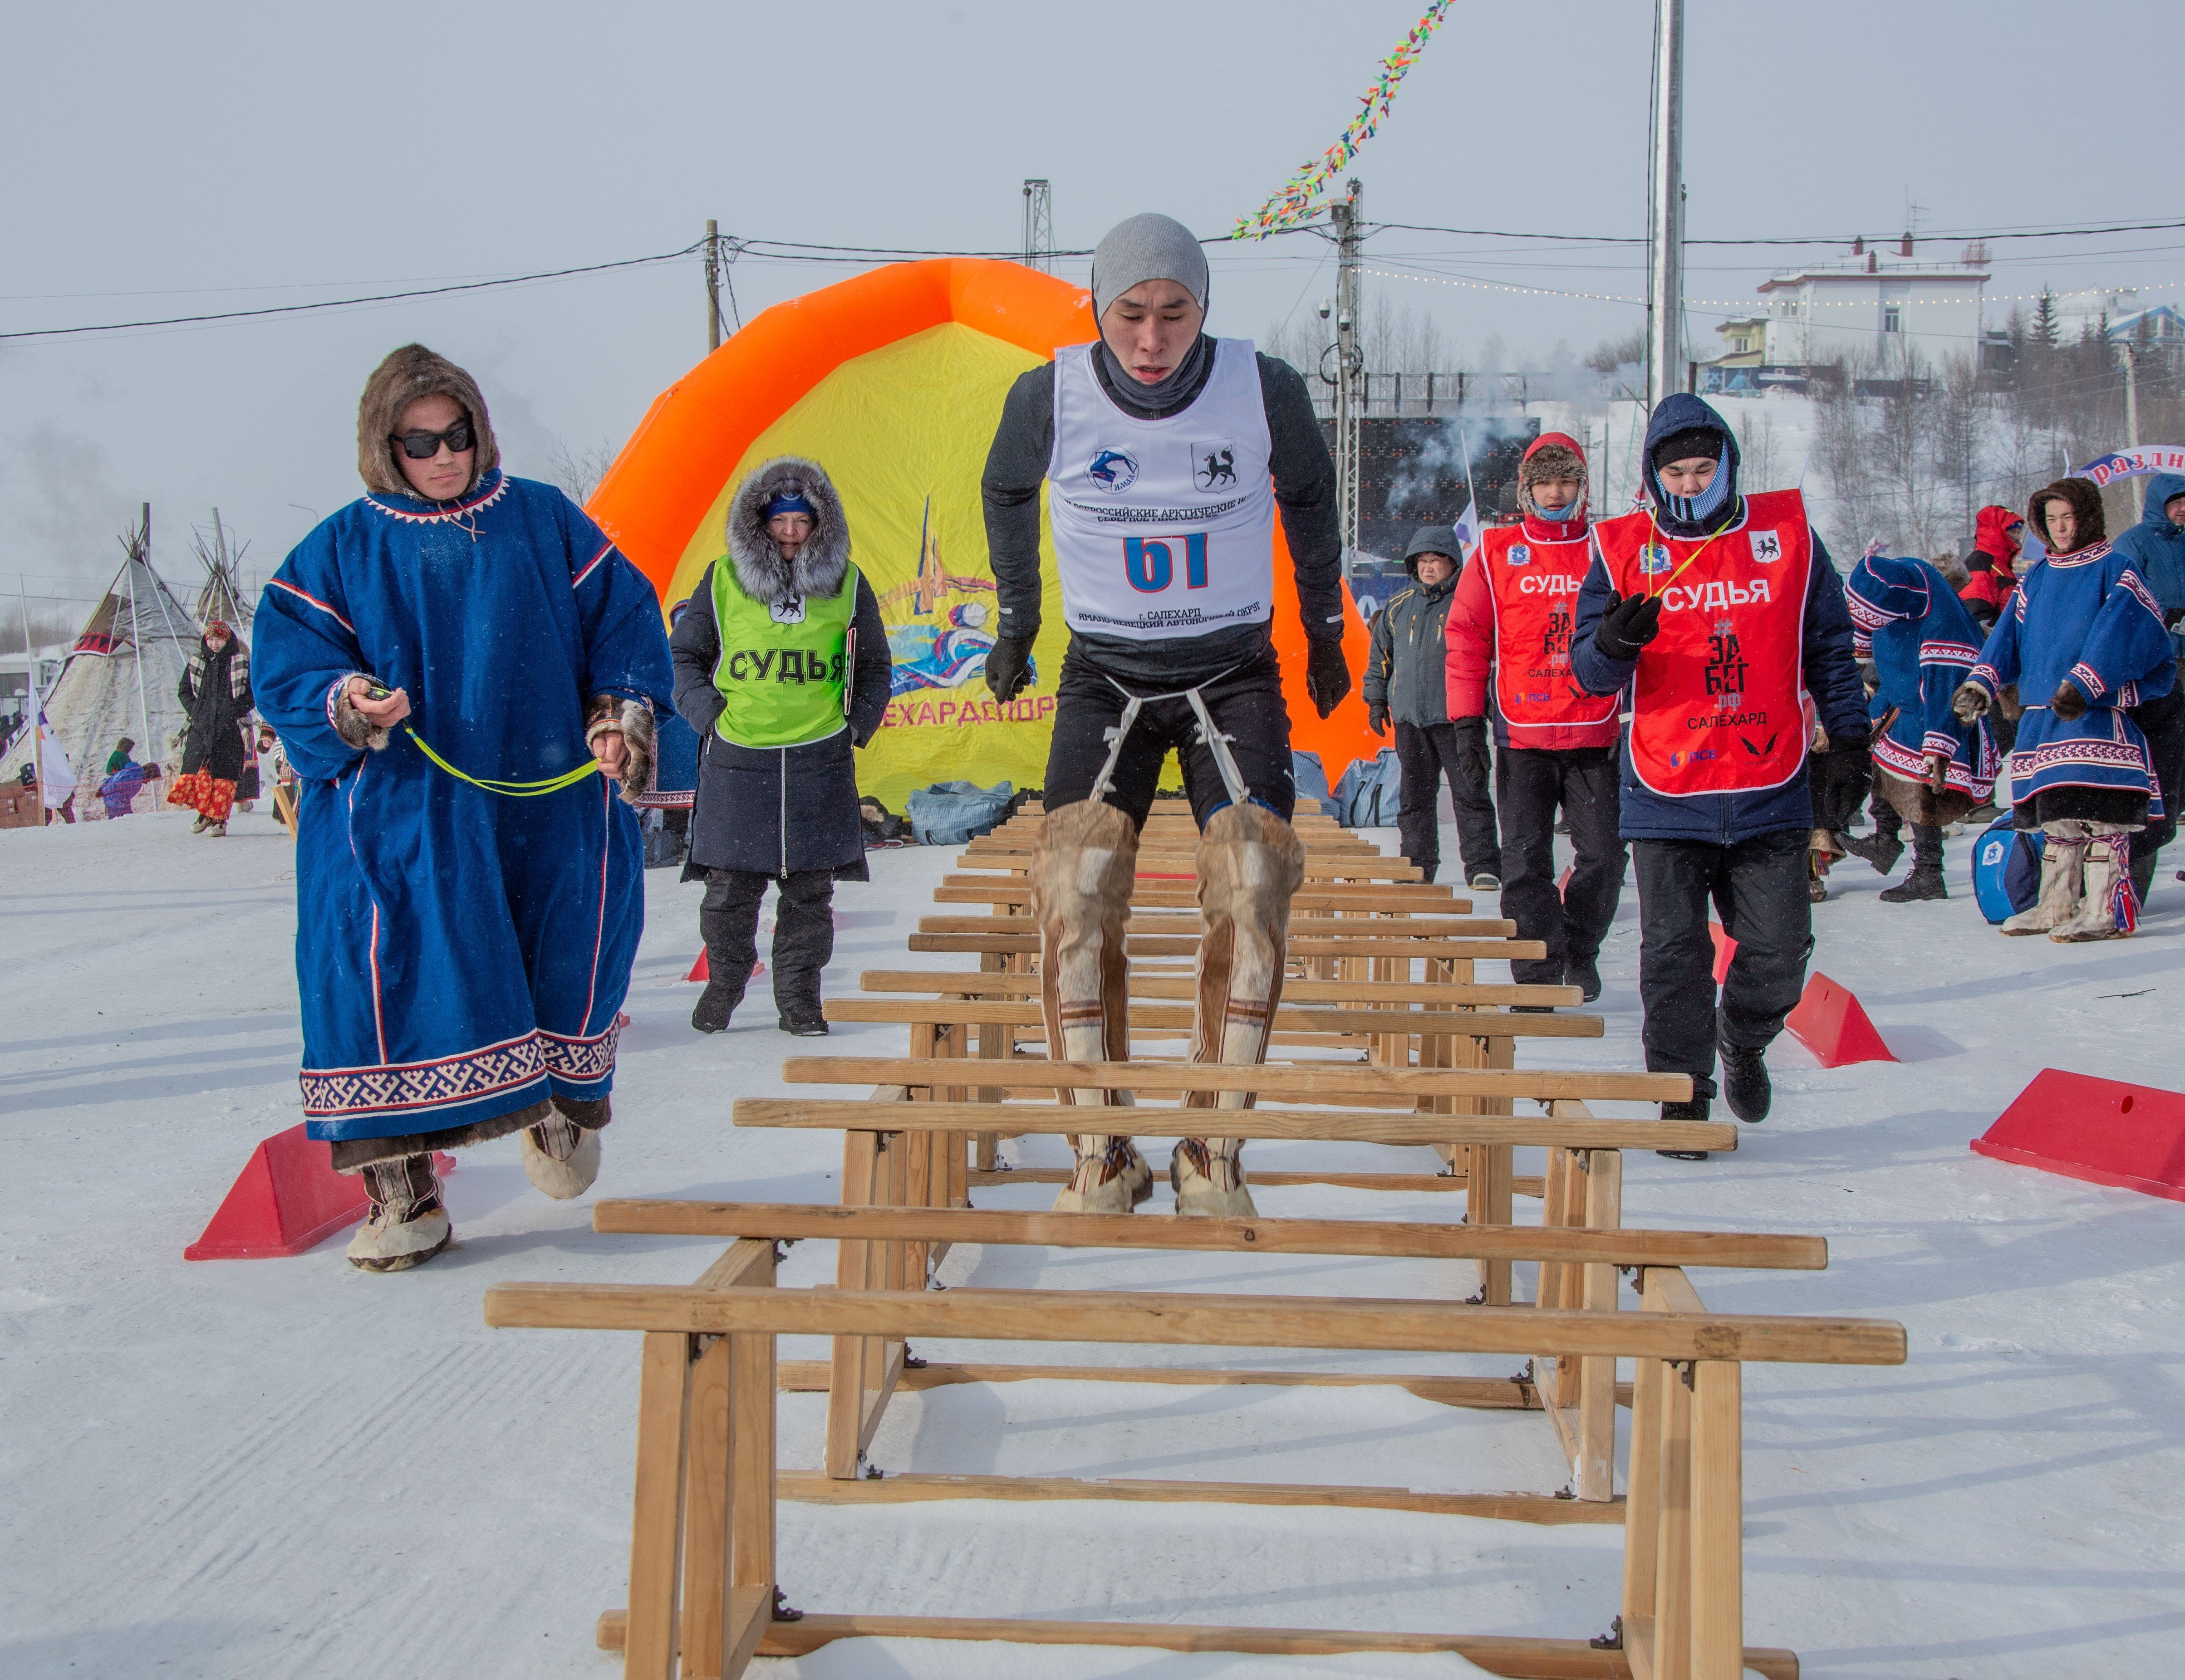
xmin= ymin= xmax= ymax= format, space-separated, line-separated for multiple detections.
xmin=1658 ymin=441 xmax=1733 ymax=526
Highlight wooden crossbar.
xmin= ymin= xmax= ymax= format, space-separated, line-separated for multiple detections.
xmin=733 ymin=1099 xmax=1734 ymax=1152
xmin=935 ymin=882 xmax=1463 ymax=913
xmin=857 ymin=969 xmax=1586 ymax=1008
xmin=592 ymin=1200 xmax=1825 ymax=1269
xmin=821 ymin=997 xmax=1606 ymax=1040
xmin=778 ymin=1056 xmax=1692 ymax=1103
xmin=953 ymin=853 xmax=1426 ymax=880
xmin=908 ymin=932 xmax=1548 ymax=959
xmin=484 ymin=1281 xmax=1904 ymax=1365
xmin=917 ymin=912 xmax=1520 ymax=938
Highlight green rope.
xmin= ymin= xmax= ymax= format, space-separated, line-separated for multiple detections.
xmin=403 ymin=728 xmax=598 ymax=797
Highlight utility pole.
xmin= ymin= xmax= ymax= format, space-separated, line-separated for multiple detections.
xmin=1021 ymin=181 xmax=1054 ymax=273
xmin=704 ymin=220 xmax=722 ymax=354
xmin=1646 ymin=0 xmax=1685 ymax=414
xmin=2122 ymin=340 xmax=2142 ymax=516
xmin=1330 ymin=179 xmax=1364 ymax=574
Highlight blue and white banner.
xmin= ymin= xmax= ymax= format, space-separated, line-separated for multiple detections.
xmin=2077 ymin=444 xmax=2185 ymax=488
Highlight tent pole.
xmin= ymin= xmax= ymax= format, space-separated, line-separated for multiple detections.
xmin=19 ymin=576 xmax=44 ymax=823
xmin=125 ymin=514 xmax=156 ymax=800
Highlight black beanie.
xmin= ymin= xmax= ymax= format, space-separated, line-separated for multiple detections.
xmin=1650 ymin=426 xmax=1720 ymax=470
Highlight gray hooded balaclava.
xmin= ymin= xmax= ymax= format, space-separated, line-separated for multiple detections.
xmin=1090 ymin=213 xmax=1212 ymax=412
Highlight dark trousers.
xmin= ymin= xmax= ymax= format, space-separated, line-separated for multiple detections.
xmin=1631 ymin=829 xmax=1812 ymax=1101
xmin=699 ymin=867 xmax=835 ymax=1019
xmin=1496 ymin=745 xmax=1625 ymax=985
xmin=1394 ymin=719 xmax=1501 ymax=884
xmin=1043 ymin=645 xmax=1293 ymax=827
xmin=2129 ymin=682 xmax=2185 ymax=869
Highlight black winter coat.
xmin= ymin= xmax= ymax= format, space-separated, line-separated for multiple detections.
xmin=670 ymin=562 xmax=892 ymax=879
xmin=179 ymin=637 xmax=252 ymax=781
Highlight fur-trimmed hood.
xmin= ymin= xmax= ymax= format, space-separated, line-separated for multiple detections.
xmin=356 ymin=344 xmax=501 ymax=498
xmin=725 ymin=456 xmax=851 ymax=605
xmin=2028 ymin=477 xmax=2105 ymax=553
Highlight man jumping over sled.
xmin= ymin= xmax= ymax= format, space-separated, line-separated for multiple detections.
xmin=980 ymin=211 xmax=1352 ymax=1216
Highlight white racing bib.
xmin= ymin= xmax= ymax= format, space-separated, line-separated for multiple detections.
xmin=1046 ymin=338 xmax=1277 ymax=640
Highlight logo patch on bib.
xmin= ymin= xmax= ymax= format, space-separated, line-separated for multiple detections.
xmin=1506 ymin=544 xmax=1532 ymax=566
xmin=1086 ymin=448 xmax=1139 ymax=492
xmin=1192 ymin=441 xmax=1238 ymax=493
xmin=1750 ymin=530 xmax=1784 ymax=563
xmin=1639 ymin=543 xmax=1674 ymax=576
xmin=770 ymin=596 xmax=806 ymax=625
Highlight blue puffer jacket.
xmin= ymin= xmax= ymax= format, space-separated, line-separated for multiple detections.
xmin=2110 ymin=471 xmax=2185 ymax=653
xmin=1570 ymin=393 xmax=1869 ymax=844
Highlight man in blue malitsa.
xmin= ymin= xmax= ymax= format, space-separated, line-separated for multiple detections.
xmin=254 ymin=345 xmax=674 ymax=1272
xmin=671 ymin=458 xmax=892 ymax=1037
xmin=979 ymin=211 xmax=1351 ymax=1217
xmin=1954 ymin=476 xmax=2175 ymax=940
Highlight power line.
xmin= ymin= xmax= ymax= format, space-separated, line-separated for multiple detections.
xmin=1371 ymin=218 xmax=2185 ymax=248
xmin=0 ymin=242 xmax=705 ymax=342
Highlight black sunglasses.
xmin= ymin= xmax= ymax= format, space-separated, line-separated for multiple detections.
xmin=391 ymin=418 xmax=476 ymax=459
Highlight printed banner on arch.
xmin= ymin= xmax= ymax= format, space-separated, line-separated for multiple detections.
xmin=2077 ymin=445 xmax=2185 ymax=488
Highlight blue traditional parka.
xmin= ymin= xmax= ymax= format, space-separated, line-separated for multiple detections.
xmin=253 ymin=470 xmax=674 ymax=1143
xmin=1846 ymin=553 xmax=1997 ymax=800
xmin=1962 ymin=539 xmax=2174 ymax=812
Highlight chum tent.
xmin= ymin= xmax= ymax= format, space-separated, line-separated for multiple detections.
xmin=0 ymin=537 xmax=203 ymax=817
xmin=585 ymin=258 xmax=1377 ymax=808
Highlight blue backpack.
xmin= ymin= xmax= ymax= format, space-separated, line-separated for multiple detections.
xmin=1332 ymin=748 xmax=1404 ymax=827
xmin=1970 ymin=812 xmax=2043 ymax=924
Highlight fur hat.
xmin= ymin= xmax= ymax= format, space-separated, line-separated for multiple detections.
xmin=1520 ymin=435 xmax=1586 ymax=490
xmin=356 ymin=344 xmax=500 ymax=497
xmin=725 ymin=457 xmax=851 ymax=605
xmin=2027 ymin=477 xmax=2105 ymax=553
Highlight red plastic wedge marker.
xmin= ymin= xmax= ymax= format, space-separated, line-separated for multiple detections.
xmin=1782 ymin=971 xmax=1896 ymax=1067
xmin=1709 ymin=921 xmax=1737 ymax=984
xmin=1972 ymin=1070 xmax=2185 ymax=1203
xmin=185 ymin=1124 xmax=456 ymax=1260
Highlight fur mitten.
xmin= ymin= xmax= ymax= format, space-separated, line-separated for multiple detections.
xmin=333 ymin=682 xmax=393 ymax=751
xmin=586 ymin=696 xmax=656 ymax=805
xmin=1951 ymin=681 xmax=1991 ymax=723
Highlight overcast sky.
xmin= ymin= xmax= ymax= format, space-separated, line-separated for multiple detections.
xmin=4 ymin=0 xmax=2174 ymax=616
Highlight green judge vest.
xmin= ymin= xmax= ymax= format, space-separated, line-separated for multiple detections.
xmin=707 ymin=561 xmax=859 ymax=749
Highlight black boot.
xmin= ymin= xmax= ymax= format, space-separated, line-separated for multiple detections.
xmin=1843 ymin=825 xmax=1904 ymax=874
xmin=1720 ymin=1043 xmax=1772 ymax=1123
xmin=2130 ymin=849 xmax=2157 ymax=906
xmin=691 ymin=976 xmax=746 ymax=1033
xmin=771 ymin=869 xmax=836 ymax=1035
xmin=1879 ymin=827 xmax=1947 ymax=902
xmin=1657 ymin=1095 xmax=1712 ymax=1159
xmin=1566 ymin=954 xmax=1602 ymax=1004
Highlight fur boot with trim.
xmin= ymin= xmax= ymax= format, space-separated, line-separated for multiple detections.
xmin=2050 ymin=828 xmax=2137 ymax=942
xmin=1032 ymin=798 xmax=1150 ymax=1213
xmin=520 ymin=1102 xmax=602 ymax=1199
xmin=1178 ymin=801 xmax=1306 ymax=1215
xmin=346 ymin=1152 xmax=451 ymax=1271
xmin=2003 ymin=833 xmax=2085 ymax=934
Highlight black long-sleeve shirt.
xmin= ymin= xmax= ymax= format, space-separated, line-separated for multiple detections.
xmin=980 ymin=338 xmax=1345 ymax=686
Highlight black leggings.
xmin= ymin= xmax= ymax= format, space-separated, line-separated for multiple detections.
xmin=1042 ymin=643 xmax=1294 ymax=828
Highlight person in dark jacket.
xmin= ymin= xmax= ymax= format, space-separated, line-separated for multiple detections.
xmin=1365 ymin=524 xmax=1499 ymax=887
xmin=166 ymin=619 xmax=252 ymax=834
xmin=1571 ymin=394 xmax=1868 ymax=1140
xmin=672 ymin=456 xmax=891 ymax=1036
xmin=2108 ymin=472 xmax=2185 ymax=898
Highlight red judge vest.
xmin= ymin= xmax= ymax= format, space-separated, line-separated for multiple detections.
xmin=1478 ymin=524 xmax=1622 ymax=738
xmin=1592 ymin=488 xmax=1815 ymax=796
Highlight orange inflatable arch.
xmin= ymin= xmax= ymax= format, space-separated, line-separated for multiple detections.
xmin=589 ymin=257 xmax=1379 ymax=805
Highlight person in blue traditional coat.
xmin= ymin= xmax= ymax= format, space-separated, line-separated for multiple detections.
xmin=1841 ymin=552 xmax=1998 ymax=901
xmin=2108 ymin=472 xmax=2185 ymax=899
xmin=254 ymin=345 xmax=673 ymax=1271
xmin=1954 ymin=477 xmax=2174 ymax=942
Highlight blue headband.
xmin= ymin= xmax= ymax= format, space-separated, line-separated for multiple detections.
xmin=765 ymin=490 xmax=815 ymax=519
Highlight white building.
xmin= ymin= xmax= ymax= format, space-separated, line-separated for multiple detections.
xmin=1704 ymin=241 xmax=1991 ymax=390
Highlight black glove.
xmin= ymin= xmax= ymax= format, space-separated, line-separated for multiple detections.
xmin=983 ymin=633 xmax=1035 ymax=704
xmin=1305 ymin=636 xmax=1351 ymax=719
xmin=1813 ymin=733 xmax=1872 ymax=829
xmin=2051 ymin=679 xmax=2088 ymax=722
xmin=1366 ymin=702 xmax=1388 ymax=737
xmin=1593 ymin=590 xmax=1664 ymax=662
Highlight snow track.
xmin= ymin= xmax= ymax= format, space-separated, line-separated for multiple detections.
xmin=3 ymin=810 xmax=2181 ymax=1676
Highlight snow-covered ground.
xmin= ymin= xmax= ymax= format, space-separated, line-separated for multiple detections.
xmin=4 ymin=807 xmax=2181 ymax=1679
